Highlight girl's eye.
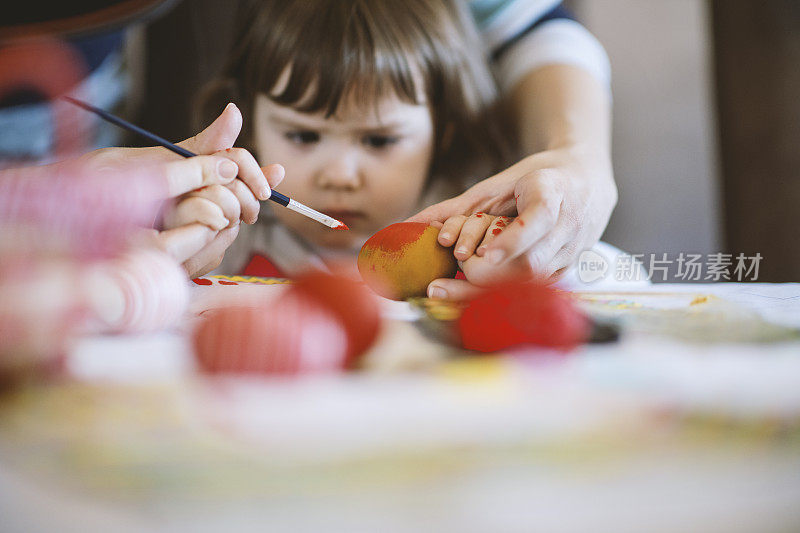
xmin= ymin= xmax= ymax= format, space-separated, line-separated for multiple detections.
xmin=362 ymin=135 xmax=399 ymax=149
xmin=284 ymin=131 xmax=320 ymax=144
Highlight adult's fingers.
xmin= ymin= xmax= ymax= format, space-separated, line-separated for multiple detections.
xmin=216 ymin=147 xmax=276 ymax=201
xmin=405 ymin=194 xmax=472 ymax=224
xmin=426 ymin=278 xmax=484 ymax=302
xmin=182 ymin=224 xmax=240 ymax=278
xmin=178 ymin=102 xmax=242 ymax=155
xmin=225 ymin=178 xmax=260 ymax=224
xmin=163 ymin=196 xmax=228 ymax=231
xmin=459 ymin=246 xmax=547 ymax=287
xmin=164 ymin=155 xmax=238 ymax=197
xmin=262 ymin=163 xmax=285 ymax=189
xmin=408 ymin=158 xmax=528 ymax=225
xmin=483 ymin=173 xmax=562 ymax=265
xmin=188 ymin=184 xmax=241 ymax=227
xmin=548 ymin=242 xmax=581 ymax=279
xmin=154 ymin=223 xmax=217 ymax=264
xmin=524 ymin=230 xmax=571 ymax=277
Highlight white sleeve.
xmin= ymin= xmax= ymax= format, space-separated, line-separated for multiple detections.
xmin=493 ymin=18 xmax=611 ymax=94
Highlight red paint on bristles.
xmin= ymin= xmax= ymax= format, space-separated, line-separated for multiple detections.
xmin=333 ymin=221 xmax=349 ymax=230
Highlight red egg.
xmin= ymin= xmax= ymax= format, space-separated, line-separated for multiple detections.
xmin=290 ymin=270 xmax=382 ymax=367
xmin=458 ymin=280 xmax=589 ymax=353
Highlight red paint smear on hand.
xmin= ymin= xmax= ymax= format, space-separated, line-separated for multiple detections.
xmin=333 ymin=222 xmax=349 ymax=230
xmin=495 ymin=220 xmax=506 ymax=227
xmin=491 ymin=228 xmax=502 ymax=236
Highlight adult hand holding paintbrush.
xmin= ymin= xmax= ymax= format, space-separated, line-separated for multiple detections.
xmin=67 ymin=98 xmax=349 ymax=276
xmin=72 ymin=102 xmax=284 ymax=276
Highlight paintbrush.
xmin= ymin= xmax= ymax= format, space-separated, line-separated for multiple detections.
xmin=62 ymin=96 xmax=348 ymax=230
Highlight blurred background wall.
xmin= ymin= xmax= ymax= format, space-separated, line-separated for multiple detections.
xmin=569 ymin=0 xmax=722 ymax=261
xmin=710 ymin=1 xmax=800 ymax=282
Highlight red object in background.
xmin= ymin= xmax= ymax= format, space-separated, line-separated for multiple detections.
xmin=192 ymin=271 xmax=382 ymax=375
xmin=458 ymin=280 xmax=589 ymax=353
xmin=242 ymin=253 xmax=284 ymax=278
xmin=0 ymin=38 xmax=89 ymax=158
xmin=290 ymin=271 xmax=382 ymax=367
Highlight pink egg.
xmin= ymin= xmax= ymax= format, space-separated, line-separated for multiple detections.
xmin=0 ymin=161 xmax=165 ymax=259
xmin=193 ymin=289 xmax=348 ymax=376
xmin=83 ymin=248 xmax=189 ymax=333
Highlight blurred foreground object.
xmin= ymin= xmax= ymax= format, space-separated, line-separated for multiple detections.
xmin=193 ymin=272 xmax=382 ymax=375
xmin=0 ymin=159 xmax=188 ymax=380
xmin=458 ymin=280 xmax=590 ymax=353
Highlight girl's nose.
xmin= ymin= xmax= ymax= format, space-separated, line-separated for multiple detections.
xmin=314 ymin=149 xmax=362 ymax=190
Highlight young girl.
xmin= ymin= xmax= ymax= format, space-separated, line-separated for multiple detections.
xmin=191 ymin=0 xmax=512 ymax=282
xmin=176 ymin=0 xmax=643 ymax=293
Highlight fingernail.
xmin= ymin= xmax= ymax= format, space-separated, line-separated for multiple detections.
xmin=218 ymin=159 xmax=238 ymax=180
xmin=428 ymin=285 xmax=447 ymax=299
xmin=455 ymin=246 xmax=468 ymax=258
xmin=260 ymin=186 xmax=272 ymax=200
xmin=476 ymin=245 xmax=487 ymax=256
xmin=439 ymin=232 xmax=452 ymax=242
xmin=487 ymin=249 xmax=506 ymax=264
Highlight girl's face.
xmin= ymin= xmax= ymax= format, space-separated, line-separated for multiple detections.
xmin=253 ymin=92 xmax=434 ymax=250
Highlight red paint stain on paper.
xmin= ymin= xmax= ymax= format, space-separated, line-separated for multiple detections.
xmin=192 ymin=278 xmax=213 ymax=285
xmin=218 ymin=280 xmax=238 ymax=285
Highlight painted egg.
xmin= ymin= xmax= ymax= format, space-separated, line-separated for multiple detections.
xmin=358 ymin=222 xmax=457 ymax=300
xmin=458 ymin=280 xmax=589 ymax=352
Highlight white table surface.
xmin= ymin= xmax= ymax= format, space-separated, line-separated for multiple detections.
xmin=2 ymin=282 xmax=800 ymax=533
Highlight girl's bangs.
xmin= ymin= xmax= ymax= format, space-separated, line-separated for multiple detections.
xmin=247 ymin=1 xmax=427 ymax=117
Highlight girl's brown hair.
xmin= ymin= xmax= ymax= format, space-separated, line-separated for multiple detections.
xmin=196 ymin=0 xmax=510 ymax=186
